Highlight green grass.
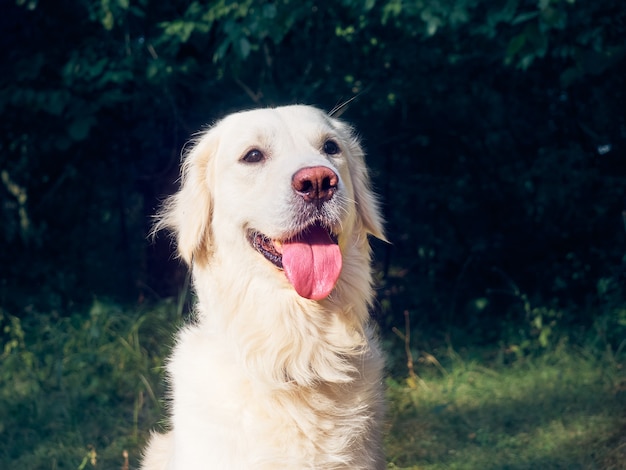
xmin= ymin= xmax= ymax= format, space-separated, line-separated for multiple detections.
xmin=1 ymin=301 xmax=624 ymax=469
xmin=385 ymin=347 xmax=626 ymax=469
xmin=0 ymin=300 xmax=177 ymax=469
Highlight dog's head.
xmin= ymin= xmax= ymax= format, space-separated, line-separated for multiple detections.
xmin=155 ymin=105 xmax=385 ymax=300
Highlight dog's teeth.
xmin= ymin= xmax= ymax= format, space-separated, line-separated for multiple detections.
xmin=273 ymin=240 xmax=283 ymax=253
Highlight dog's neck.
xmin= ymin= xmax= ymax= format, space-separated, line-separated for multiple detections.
xmin=189 ymin=232 xmax=378 ymax=388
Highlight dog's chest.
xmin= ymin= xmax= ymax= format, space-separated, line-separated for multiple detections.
xmin=168 ymin=326 xmax=380 ymax=467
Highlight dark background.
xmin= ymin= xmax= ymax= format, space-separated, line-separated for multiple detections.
xmin=2 ymin=0 xmax=625 ymax=364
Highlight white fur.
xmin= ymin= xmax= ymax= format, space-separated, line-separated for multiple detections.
xmin=142 ymin=105 xmax=386 ymax=469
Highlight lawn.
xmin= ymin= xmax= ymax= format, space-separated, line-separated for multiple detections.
xmin=1 ymin=301 xmax=624 ymax=469
xmin=385 ymin=348 xmax=626 ymax=469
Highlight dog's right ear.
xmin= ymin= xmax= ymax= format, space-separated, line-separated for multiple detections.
xmin=153 ymin=129 xmax=217 ymax=267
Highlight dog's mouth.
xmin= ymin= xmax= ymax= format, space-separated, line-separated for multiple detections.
xmin=247 ymin=223 xmax=342 ymax=301
xmin=248 ymin=231 xmax=285 ymax=269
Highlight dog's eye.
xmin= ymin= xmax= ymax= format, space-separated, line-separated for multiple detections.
xmin=323 ymin=140 xmax=340 ymax=155
xmin=242 ymin=149 xmax=265 ymax=164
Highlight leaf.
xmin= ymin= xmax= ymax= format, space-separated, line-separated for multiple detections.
xmin=421 ymin=9 xmax=442 ymax=36
xmin=102 ymin=10 xmax=114 ymax=31
xmin=540 ymin=6 xmax=566 ymax=29
xmin=560 ymin=67 xmax=580 ymax=87
xmin=213 ymin=38 xmax=231 ymax=62
xmin=68 ymin=117 xmax=96 ymax=141
xmin=524 ymin=22 xmax=548 ymax=57
xmin=512 ymin=11 xmax=538 ymax=25
xmin=162 ymin=20 xmax=195 ymax=43
xmin=262 ymin=3 xmax=277 ymax=19
xmin=490 ymin=0 xmax=520 ymax=25
xmin=128 ymin=6 xmax=145 ymax=17
xmin=146 ymin=61 xmax=161 ymax=80
xmin=506 ymin=33 xmax=526 ymax=60
xmin=45 ymin=91 xmax=68 ymax=116
xmin=381 ymin=0 xmax=402 ymax=25
xmin=237 ymin=37 xmax=251 ymax=59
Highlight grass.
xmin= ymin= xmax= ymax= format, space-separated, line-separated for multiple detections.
xmin=0 ymin=300 xmax=176 ymax=469
xmin=1 ymin=300 xmax=624 ymax=469
xmin=385 ymin=347 xmax=626 ymax=469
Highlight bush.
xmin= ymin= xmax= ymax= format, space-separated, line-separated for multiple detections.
xmin=0 ymin=300 xmax=177 ymax=469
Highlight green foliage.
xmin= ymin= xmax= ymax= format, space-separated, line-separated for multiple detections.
xmin=2 ymin=0 xmax=624 ymax=317
xmin=0 ymin=300 xmax=176 ymax=469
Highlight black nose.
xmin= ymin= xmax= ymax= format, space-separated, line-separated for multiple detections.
xmin=292 ymin=166 xmax=338 ymax=204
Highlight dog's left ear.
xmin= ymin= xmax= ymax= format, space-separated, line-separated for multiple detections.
xmin=153 ymin=129 xmax=218 ymax=266
xmin=330 ymin=116 xmax=387 ymax=242
xmin=351 ymin=155 xmax=387 ymax=243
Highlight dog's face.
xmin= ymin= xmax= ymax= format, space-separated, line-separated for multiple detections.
xmin=157 ymin=105 xmax=384 ymax=300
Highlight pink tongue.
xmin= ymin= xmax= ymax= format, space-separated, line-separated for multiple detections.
xmin=282 ymin=225 xmax=342 ymax=300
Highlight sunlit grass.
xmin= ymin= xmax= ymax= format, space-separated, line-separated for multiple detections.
xmin=385 ymin=348 xmax=626 ymax=469
xmin=1 ymin=301 xmax=624 ymax=469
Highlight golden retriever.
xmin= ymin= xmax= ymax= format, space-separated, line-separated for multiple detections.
xmin=142 ymin=105 xmax=386 ymax=469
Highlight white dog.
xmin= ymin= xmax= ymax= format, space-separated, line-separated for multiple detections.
xmin=142 ymin=105 xmax=386 ymax=469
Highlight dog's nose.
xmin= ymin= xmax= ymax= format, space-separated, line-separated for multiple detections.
xmin=292 ymin=166 xmax=338 ymax=204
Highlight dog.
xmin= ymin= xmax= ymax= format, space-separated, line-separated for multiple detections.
xmin=142 ymin=105 xmax=386 ymax=469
